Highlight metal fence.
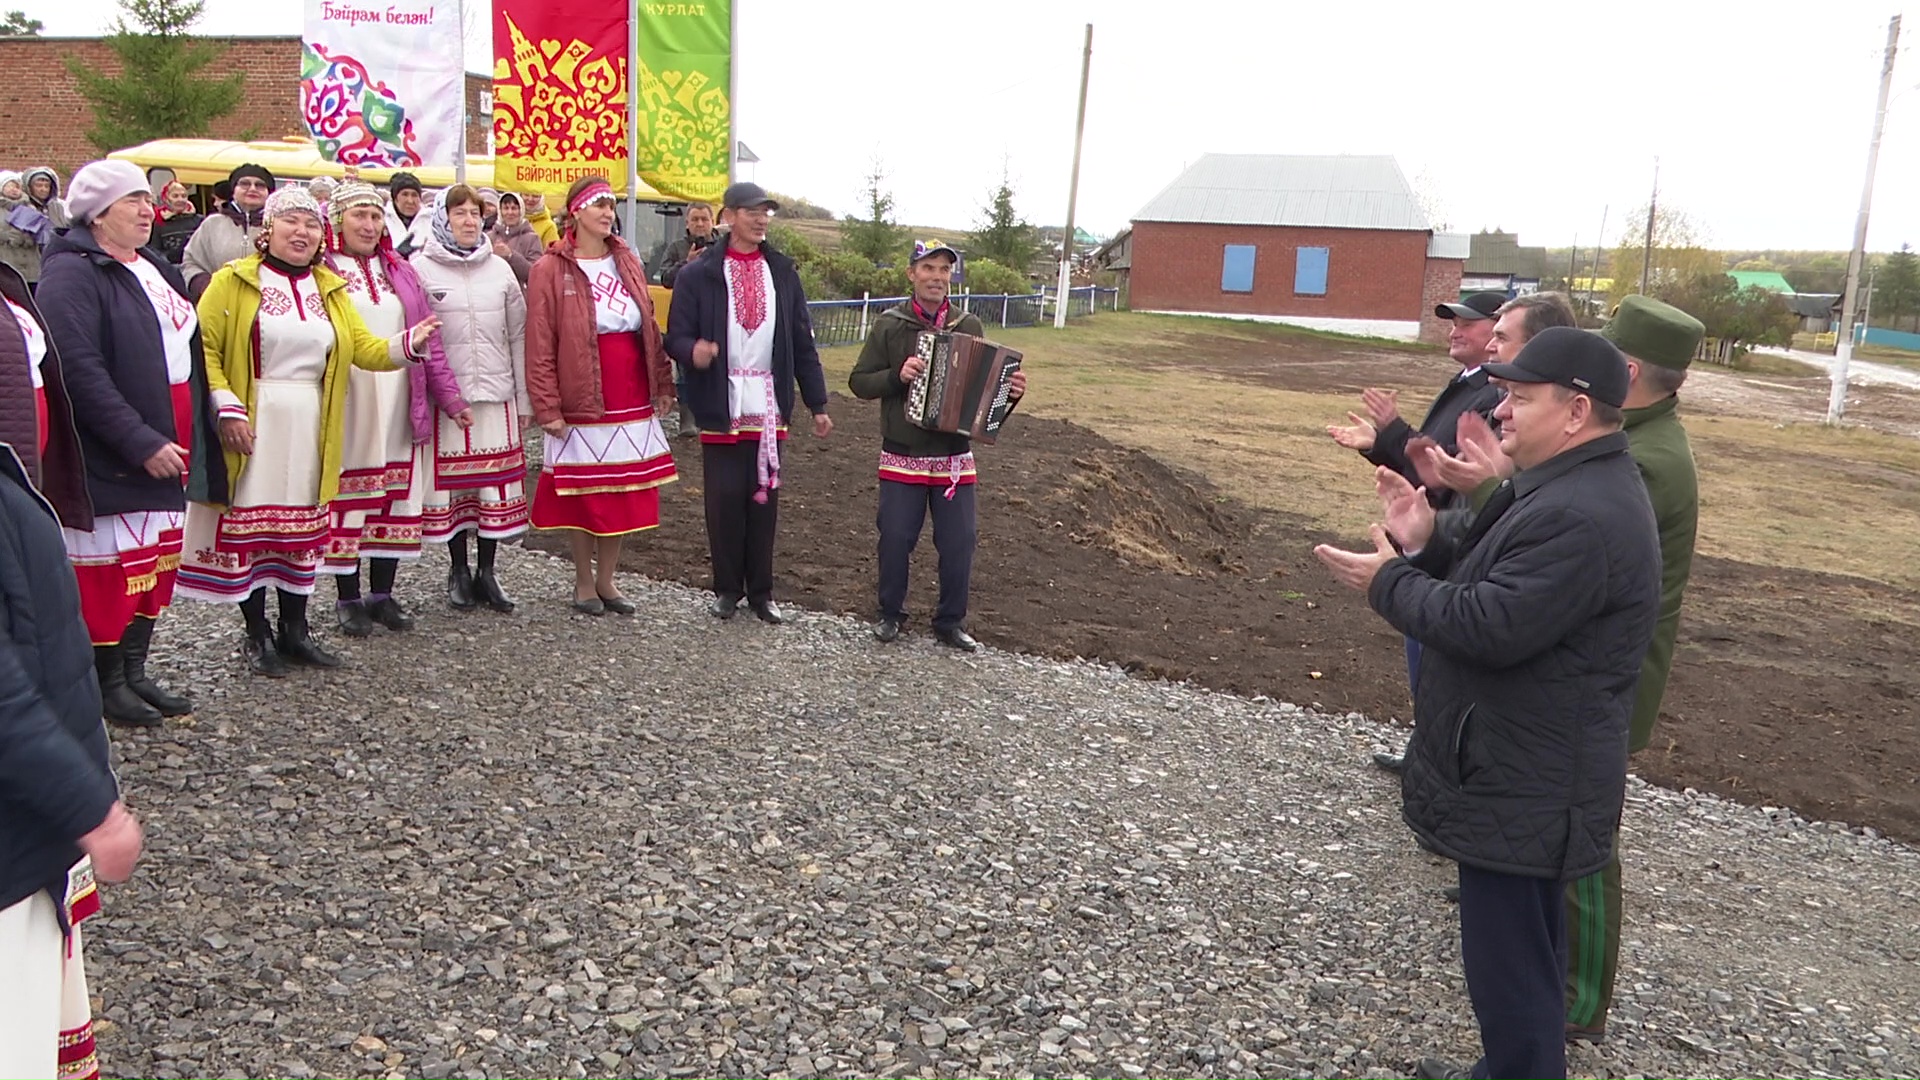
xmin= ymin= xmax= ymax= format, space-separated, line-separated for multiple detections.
xmin=806 ymin=287 xmax=1121 ymax=348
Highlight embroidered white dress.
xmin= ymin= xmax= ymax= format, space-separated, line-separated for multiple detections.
xmin=176 ymin=265 xmax=335 ymax=601
xmin=324 ymin=254 xmax=425 ymax=569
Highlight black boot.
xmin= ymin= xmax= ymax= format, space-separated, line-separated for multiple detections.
xmin=474 ymin=568 xmax=515 ymax=613
xmin=95 ymin=645 xmax=163 ymax=727
xmin=337 ymin=600 xmax=375 ymax=637
xmin=120 ymin=617 xmax=192 ymax=716
xmin=276 ymin=591 xmax=343 ymax=669
xmin=447 ymin=563 xmax=477 ymax=609
xmin=241 ymin=590 xmax=291 ymax=677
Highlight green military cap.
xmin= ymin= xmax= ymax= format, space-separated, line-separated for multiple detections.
xmin=1600 ymin=295 xmax=1706 ymax=371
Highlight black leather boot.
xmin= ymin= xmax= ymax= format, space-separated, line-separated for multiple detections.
xmin=276 ymin=591 xmax=343 ymax=669
xmin=95 ymin=645 xmax=163 ymax=727
xmin=473 ymin=568 xmax=515 ymax=613
xmin=120 ymin=617 xmax=192 ymax=716
xmin=447 ymin=563 xmax=477 ymax=609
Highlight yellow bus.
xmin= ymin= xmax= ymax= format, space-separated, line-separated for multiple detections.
xmin=109 ymin=137 xmax=688 ymax=327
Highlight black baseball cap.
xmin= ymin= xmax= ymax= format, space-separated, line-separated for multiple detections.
xmin=1435 ymin=291 xmax=1506 ymax=321
xmin=1484 ymin=326 xmax=1630 ymax=408
xmin=722 ymin=181 xmax=779 ymax=211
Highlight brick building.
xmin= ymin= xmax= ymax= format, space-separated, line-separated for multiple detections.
xmin=1127 ymin=154 xmax=1467 ymax=343
xmin=0 ymin=35 xmax=489 ymax=182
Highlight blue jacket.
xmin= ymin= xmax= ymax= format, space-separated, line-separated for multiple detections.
xmin=0 ymin=442 xmax=117 ymax=914
xmin=663 ymin=242 xmax=829 ymax=432
xmin=36 ymin=227 xmax=209 ymax=518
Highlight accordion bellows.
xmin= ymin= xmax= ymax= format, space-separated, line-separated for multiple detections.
xmin=905 ymin=331 xmax=1023 ymax=443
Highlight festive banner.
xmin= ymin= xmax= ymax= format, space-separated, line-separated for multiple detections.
xmin=301 ymin=0 xmax=464 ymax=168
xmin=492 ymin=0 xmax=630 ymax=197
xmin=635 ymin=0 xmax=732 ymax=203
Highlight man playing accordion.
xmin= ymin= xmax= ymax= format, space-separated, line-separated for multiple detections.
xmin=847 ymin=241 xmax=1027 ymax=651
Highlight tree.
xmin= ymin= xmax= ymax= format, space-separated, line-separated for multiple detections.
xmin=840 ymin=162 xmax=907 ymax=268
xmin=1661 ymin=273 xmax=1797 ymax=350
xmin=1607 ymin=202 xmax=1721 ymax=304
xmin=967 ymin=172 xmax=1039 ymax=273
xmin=1874 ymin=244 xmax=1920 ymax=324
xmin=64 ymin=0 xmax=245 ymax=154
xmin=0 ymin=9 xmax=43 ymax=34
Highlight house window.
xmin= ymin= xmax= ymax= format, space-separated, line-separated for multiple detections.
xmin=1221 ymin=244 xmax=1256 ymax=293
xmin=1295 ymin=246 xmax=1330 ymax=296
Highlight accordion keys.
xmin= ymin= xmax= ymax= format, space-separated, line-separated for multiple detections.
xmin=904 ymin=330 xmax=1022 ymax=444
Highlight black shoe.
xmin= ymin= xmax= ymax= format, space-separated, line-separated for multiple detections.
xmin=1413 ymin=1056 xmax=1473 ymax=1080
xmin=748 ymin=599 xmax=785 ymax=625
xmin=934 ymin=626 xmax=979 ymax=652
xmin=872 ymin=617 xmax=903 ymax=643
xmin=277 ymin=619 xmax=343 ymax=669
xmin=1566 ymin=1022 xmax=1607 ymax=1045
xmin=709 ymin=595 xmax=739 ymax=620
xmin=598 ymin=593 xmax=636 ymax=616
xmin=120 ymin=617 xmax=192 ymax=716
xmin=243 ymin=628 xmax=291 ymax=678
xmin=337 ymin=601 xmax=375 ymax=638
xmin=572 ymin=597 xmax=607 ymax=616
xmin=1372 ymin=750 xmax=1405 ymax=772
xmin=95 ymin=645 xmax=163 ymax=727
xmin=447 ymin=564 xmax=477 ymax=609
xmin=367 ymin=596 xmax=415 ymax=632
xmin=1442 ymin=885 xmax=1461 ymax=903
xmin=474 ymin=568 xmax=515 ymax=613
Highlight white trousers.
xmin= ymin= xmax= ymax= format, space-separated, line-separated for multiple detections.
xmin=0 ymin=889 xmax=94 ymax=1080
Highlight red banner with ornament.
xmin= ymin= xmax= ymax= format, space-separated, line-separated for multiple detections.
xmin=491 ymin=0 xmax=629 ymax=198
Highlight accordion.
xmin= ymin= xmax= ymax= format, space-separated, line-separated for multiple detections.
xmin=904 ymin=331 xmax=1022 ymax=443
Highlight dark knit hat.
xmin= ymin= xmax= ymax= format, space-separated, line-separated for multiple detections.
xmin=227 ymin=163 xmax=275 ymax=189
xmin=388 ymin=171 xmax=423 ymax=196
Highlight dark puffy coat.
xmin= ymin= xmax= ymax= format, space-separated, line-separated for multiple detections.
xmin=1368 ymin=432 xmax=1661 ymax=880
xmin=36 ymin=227 xmax=208 ymax=518
xmin=0 ymin=261 xmax=89 ymax=528
xmin=663 ymin=243 xmax=828 ymax=433
xmin=0 ymin=444 xmax=118 ymax=914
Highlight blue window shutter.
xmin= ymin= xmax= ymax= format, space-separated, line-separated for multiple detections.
xmin=1221 ymin=244 xmax=1256 ymax=293
xmin=1295 ymin=246 xmax=1329 ymax=295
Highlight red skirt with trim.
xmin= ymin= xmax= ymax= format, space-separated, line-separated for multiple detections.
xmin=64 ymin=382 xmax=193 ymax=644
xmin=531 ymin=332 xmax=677 ymax=537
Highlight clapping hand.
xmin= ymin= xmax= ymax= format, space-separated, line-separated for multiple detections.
xmin=1361 ymin=387 xmax=1401 ymax=427
xmin=1375 ymin=466 xmax=1434 ymax=552
xmin=407 ymin=316 xmax=443 ymax=353
xmin=1326 ymin=411 xmax=1376 ymax=451
xmin=1314 ymin=524 xmax=1398 ymax=592
xmin=1418 ymin=412 xmax=1513 ymax=494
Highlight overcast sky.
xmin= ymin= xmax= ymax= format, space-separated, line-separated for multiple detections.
xmin=33 ymin=0 xmax=1920 ymax=252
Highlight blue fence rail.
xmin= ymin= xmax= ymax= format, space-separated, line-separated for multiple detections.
xmin=806 ymin=287 xmax=1120 ymax=348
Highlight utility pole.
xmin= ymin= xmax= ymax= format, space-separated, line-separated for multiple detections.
xmin=1567 ymin=236 xmax=1578 ymax=294
xmin=1587 ymin=204 xmax=1608 ymax=319
xmin=1863 ymin=262 xmax=1879 ymax=333
xmin=1052 ymin=23 xmax=1093 ymax=330
xmin=1639 ymin=158 xmax=1658 ymax=295
xmin=1830 ymin=14 xmax=1902 ymax=423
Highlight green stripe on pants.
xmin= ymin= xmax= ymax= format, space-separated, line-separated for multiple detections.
xmin=1564 ymin=842 xmax=1623 ymax=1029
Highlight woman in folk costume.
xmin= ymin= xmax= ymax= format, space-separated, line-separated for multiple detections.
xmin=525 ymin=177 xmax=677 ymax=615
xmin=176 ymin=186 xmax=441 ymax=677
xmin=409 ymin=184 xmax=529 ymax=613
xmin=34 ymin=160 xmax=209 ymax=727
xmin=321 ymin=180 xmax=472 ymax=637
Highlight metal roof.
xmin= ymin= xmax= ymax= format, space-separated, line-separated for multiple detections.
xmin=1131 ymin=154 xmax=1429 ymax=232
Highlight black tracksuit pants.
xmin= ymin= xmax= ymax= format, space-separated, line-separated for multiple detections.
xmin=876 ymin=479 xmax=976 ymax=630
xmin=703 ymin=440 xmax=778 ymax=604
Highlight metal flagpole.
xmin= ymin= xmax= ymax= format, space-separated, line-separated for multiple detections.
xmin=1052 ymin=23 xmax=1092 ymax=330
xmin=728 ymin=0 xmax=739 ymax=185
xmin=623 ymin=0 xmax=641 ymax=240
xmin=455 ymin=0 xmax=469 ymax=185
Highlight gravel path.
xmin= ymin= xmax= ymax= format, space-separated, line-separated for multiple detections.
xmin=89 ymin=545 xmax=1920 ymax=1080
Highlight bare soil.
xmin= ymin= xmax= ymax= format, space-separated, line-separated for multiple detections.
xmin=529 ymin=393 xmax=1920 ymax=844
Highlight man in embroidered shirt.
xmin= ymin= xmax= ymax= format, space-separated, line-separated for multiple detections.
xmin=664 ymin=182 xmax=832 ymax=626
xmin=846 ymin=241 xmax=1027 ymax=651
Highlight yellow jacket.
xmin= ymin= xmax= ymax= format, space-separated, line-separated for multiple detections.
xmin=526 ymin=204 xmax=560 ymax=247
xmin=189 ymin=254 xmax=408 ymax=510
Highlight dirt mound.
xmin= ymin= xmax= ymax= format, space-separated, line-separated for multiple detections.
xmin=523 ymin=392 xmax=1920 ymax=844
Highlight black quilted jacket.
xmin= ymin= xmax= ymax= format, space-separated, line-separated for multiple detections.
xmin=1368 ymin=432 xmax=1661 ymax=880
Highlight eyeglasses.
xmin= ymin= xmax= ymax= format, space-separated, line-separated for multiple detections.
xmin=233 ymin=179 xmax=270 ymax=191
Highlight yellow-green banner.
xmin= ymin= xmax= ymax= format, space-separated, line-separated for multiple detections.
xmin=635 ymin=0 xmax=732 ymax=204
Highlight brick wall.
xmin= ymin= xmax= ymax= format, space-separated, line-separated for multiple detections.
xmin=1128 ymin=220 xmax=1432 ymax=322
xmin=0 ymin=36 xmax=490 ymax=182
xmin=1418 ymin=258 xmax=1465 ymax=344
